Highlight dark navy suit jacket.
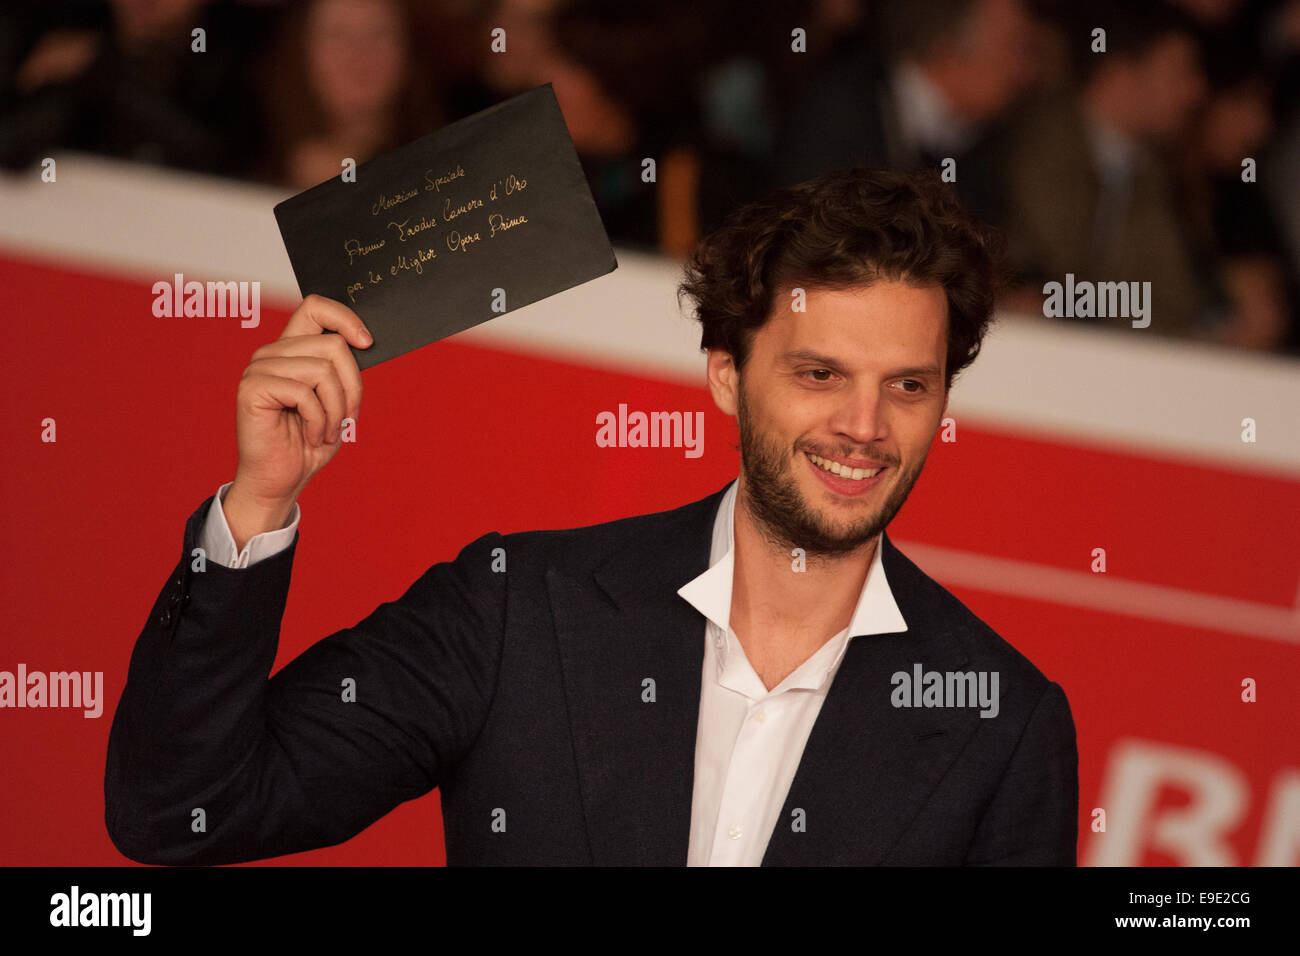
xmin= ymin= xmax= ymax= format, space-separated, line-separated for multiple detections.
xmin=105 ymin=481 xmax=1078 ymax=865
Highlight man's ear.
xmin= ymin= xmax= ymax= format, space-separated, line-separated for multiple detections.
xmin=706 ymin=349 xmax=740 ymax=417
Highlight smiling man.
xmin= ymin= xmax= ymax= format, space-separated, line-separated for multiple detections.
xmin=106 ymin=166 xmax=1078 ymax=868
xmin=674 ymin=167 xmax=1076 ymax=864
xmin=702 ymin=280 xmax=950 ymax=690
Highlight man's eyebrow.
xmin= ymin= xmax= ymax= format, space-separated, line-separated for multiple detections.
xmin=780 ymin=349 xmax=845 ymax=367
xmin=780 ymin=350 xmax=943 ymax=379
xmin=889 ymin=365 xmax=944 ymax=380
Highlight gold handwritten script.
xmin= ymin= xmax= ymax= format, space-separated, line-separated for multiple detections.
xmin=488 ymin=172 xmax=528 ymax=201
xmin=345 ymin=269 xmax=385 ymax=304
xmin=344 ymin=237 xmax=386 ymax=265
xmin=446 ymin=230 xmax=481 ymax=253
xmin=488 ymin=212 xmax=528 ymax=237
xmin=424 ymin=164 xmax=467 ymax=192
xmin=443 ymin=195 xmax=485 ymax=222
xmin=387 ymin=215 xmax=438 ymax=242
xmin=342 ymin=163 xmax=538 ymax=300
xmin=370 ymin=188 xmax=419 ymax=216
xmin=391 ymin=246 xmax=438 ymax=276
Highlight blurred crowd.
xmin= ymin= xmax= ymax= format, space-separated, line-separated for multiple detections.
xmin=3 ymin=0 xmax=1299 ymax=354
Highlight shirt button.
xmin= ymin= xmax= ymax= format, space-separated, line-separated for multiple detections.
xmin=727 ymin=824 xmax=743 ymax=840
xmin=160 ymin=608 xmax=171 ymax=626
xmin=755 ymin=709 xmax=767 ymax=723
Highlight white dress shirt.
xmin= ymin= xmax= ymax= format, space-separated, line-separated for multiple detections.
xmin=678 ymin=479 xmax=908 ymax=866
xmin=198 ymin=477 xmax=909 ymax=866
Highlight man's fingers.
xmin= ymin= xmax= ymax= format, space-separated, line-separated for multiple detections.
xmin=279 ymin=294 xmax=373 ymax=353
xmin=249 ymin=332 xmax=363 ymax=422
xmin=240 ymin=372 xmax=330 ymax=447
xmin=244 ymin=356 xmax=347 ymax=441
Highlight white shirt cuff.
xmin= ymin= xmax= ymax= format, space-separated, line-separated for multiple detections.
xmin=199 ymin=481 xmax=301 ymax=569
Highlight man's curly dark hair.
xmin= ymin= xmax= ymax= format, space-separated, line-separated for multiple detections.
xmin=676 ymin=166 xmax=1008 ymax=392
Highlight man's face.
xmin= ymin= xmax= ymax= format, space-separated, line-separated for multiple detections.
xmin=707 ymin=280 xmax=950 ymax=558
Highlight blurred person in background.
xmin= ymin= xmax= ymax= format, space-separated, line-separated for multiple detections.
xmin=1259 ymin=0 xmax=1300 ymax=353
xmin=0 ymin=0 xmax=269 ymax=176
xmin=255 ymin=0 xmax=446 ymax=190
xmin=544 ymin=0 xmax=712 ymax=257
xmin=996 ymin=1 xmax=1214 ymax=338
xmin=1181 ymin=41 xmax=1295 ymax=351
xmin=692 ymin=0 xmax=870 ymax=240
xmin=431 ymin=0 xmax=649 ymax=246
xmin=459 ymin=0 xmax=714 ymax=257
xmin=768 ymin=0 xmax=1046 ymax=226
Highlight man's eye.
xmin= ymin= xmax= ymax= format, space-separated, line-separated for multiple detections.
xmin=802 ymin=369 xmax=833 ymax=382
xmin=897 ymin=379 xmax=924 ymax=393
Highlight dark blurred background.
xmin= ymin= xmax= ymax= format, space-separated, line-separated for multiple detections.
xmin=3 ymin=0 xmax=1298 ymax=354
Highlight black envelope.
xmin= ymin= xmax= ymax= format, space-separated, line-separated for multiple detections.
xmin=273 ymin=83 xmax=618 ymax=370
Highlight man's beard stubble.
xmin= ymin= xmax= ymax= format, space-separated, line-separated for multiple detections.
xmin=736 ymin=379 xmax=927 ymax=560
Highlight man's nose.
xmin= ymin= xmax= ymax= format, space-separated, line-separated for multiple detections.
xmin=827 ymin=388 xmax=886 ymax=444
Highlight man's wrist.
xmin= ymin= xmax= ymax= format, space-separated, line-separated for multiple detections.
xmin=223 ymin=484 xmax=296 ymax=551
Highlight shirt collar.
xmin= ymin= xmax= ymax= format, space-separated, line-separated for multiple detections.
xmin=677 ymin=479 xmax=909 ymax=647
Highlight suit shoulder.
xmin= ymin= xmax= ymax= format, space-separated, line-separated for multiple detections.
xmin=480 ymin=485 xmax=727 ymax=573
xmin=883 ymin=534 xmax=1062 ymax=693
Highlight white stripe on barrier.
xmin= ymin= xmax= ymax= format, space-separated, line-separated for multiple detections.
xmin=895 ymin=538 xmax=1300 ymax=645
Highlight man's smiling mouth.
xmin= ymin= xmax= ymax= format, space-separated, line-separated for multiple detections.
xmin=805 ymin=452 xmax=887 ymax=481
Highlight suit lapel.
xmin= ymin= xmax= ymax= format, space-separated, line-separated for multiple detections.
xmin=761 ymin=532 xmax=980 ymax=865
xmin=546 ymin=495 xmax=987 ymax=867
xmin=545 ymin=485 xmax=727 ymax=865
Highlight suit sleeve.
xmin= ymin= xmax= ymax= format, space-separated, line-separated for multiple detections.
xmin=963 ymin=680 xmax=1079 ymax=866
xmin=104 ymin=494 xmax=507 ymax=865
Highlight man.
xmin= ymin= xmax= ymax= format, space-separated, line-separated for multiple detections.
xmin=105 ymin=167 xmax=1078 ymax=866
xmin=998 ymin=1 xmax=1212 ymax=336
xmin=770 ymin=0 xmax=1042 ymax=225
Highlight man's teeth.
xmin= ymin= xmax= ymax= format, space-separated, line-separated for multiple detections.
xmin=808 ymin=453 xmax=883 ymax=480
